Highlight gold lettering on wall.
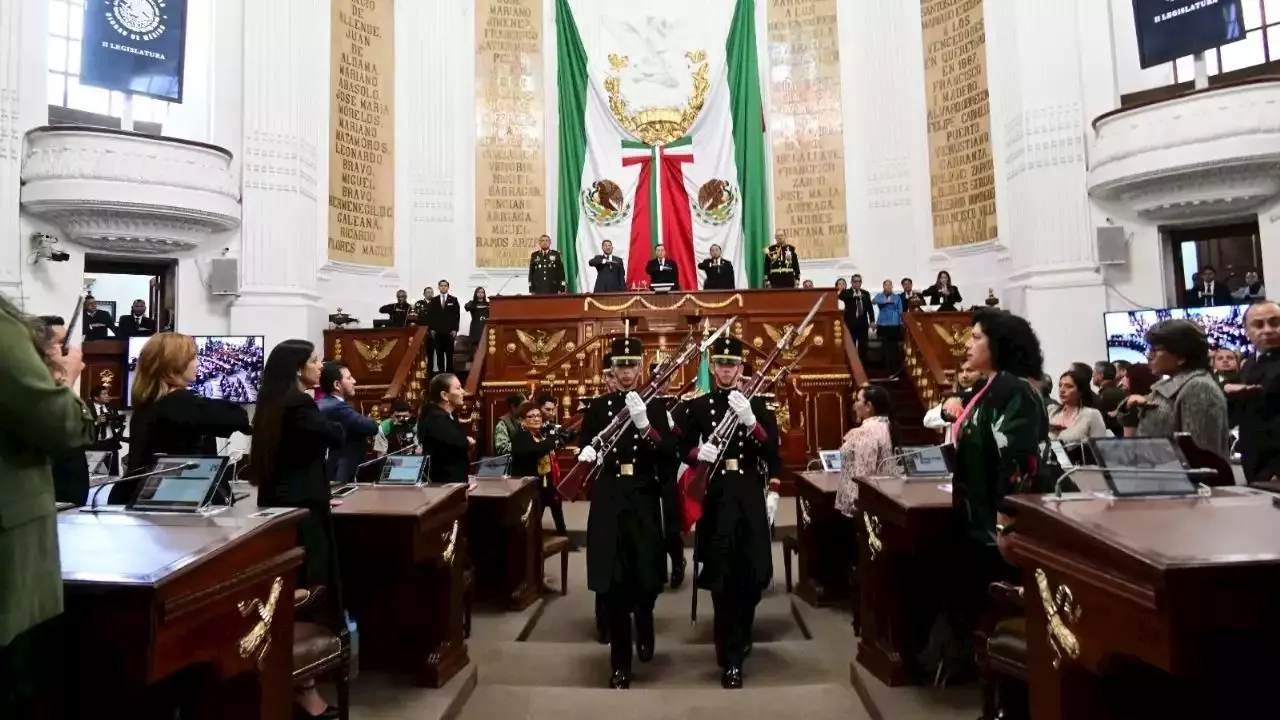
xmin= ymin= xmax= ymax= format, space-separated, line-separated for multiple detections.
xmin=766 ymin=0 xmax=849 ymax=260
xmin=921 ymin=0 xmax=997 ymax=249
xmin=328 ymin=0 xmax=396 ymax=266
xmin=475 ymin=0 xmax=546 ymax=268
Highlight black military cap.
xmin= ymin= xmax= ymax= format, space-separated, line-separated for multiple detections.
xmin=610 ymin=337 xmax=644 ymax=366
xmin=709 ymin=335 xmax=745 ymax=364
xmin=601 ymin=352 xmax=614 ymax=376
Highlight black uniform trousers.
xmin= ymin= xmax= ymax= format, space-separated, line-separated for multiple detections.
xmin=768 ymin=272 xmax=797 ymax=289
xmin=599 ymin=500 xmax=659 ymax=672
xmin=540 ymin=481 xmax=567 ymax=536
xmin=431 ymin=331 xmax=455 ymax=372
xmin=712 ymin=586 xmax=761 ymax=669
xmin=878 ymin=324 xmax=902 ymax=373
xmin=658 ymin=461 xmax=684 ymax=567
xmin=849 ymin=318 xmax=870 ymax=362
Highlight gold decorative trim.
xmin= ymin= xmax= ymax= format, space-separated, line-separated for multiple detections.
xmin=863 ymin=513 xmax=883 ymax=560
xmin=583 ymin=293 xmax=744 ymax=313
xmin=1035 ymin=568 xmax=1082 ymax=668
xmin=792 ymin=373 xmax=853 ymax=381
xmin=354 ymin=338 xmax=398 ymax=372
xmin=799 ymin=497 xmax=811 ymax=527
xmin=604 ymin=52 xmax=708 ymax=146
xmin=521 ymin=499 xmax=533 ymax=526
xmin=238 ymin=576 xmax=284 ymax=665
xmin=332 ymin=338 xmax=343 ymax=361
xmin=441 ymin=521 xmax=459 ymax=565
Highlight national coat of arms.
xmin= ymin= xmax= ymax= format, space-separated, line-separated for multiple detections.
xmin=692 ymin=179 xmax=738 ymax=226
xmin=581 ymin=179 xmax=633 ymax=227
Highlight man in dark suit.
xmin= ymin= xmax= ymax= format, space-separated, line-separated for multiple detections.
xmin=529 ymin=234 xmax=567 ymax=294
xmin=645 ymin=244 xmax=679 ymax=289
xmin=317 ymin=361 xmax=379 ymax=485
xmin=588 ymin=239 xmax=627 ymax=292
xmin=698 ymin=244 xmax=735 ymax=290
xmin=1187 ymin=265 xmax=1234 ymax=307
xmin=838 ymin=274 xmax=874 ymax=360
xmin=379 ymin=289 xmax=414 ymax=327
xmin=427 ymin=279 xmax=461 ymax=372
xmin=116 ymin=298 xmax=156 ymax=338
xmin=82 ymin=296 xmax=115 ymax=339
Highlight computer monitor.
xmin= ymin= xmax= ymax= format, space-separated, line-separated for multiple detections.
xmin=379 ymin=455 xmax=427 ymax=485
xmin=126 ymin=335 xmax=265 ymax=407
xmin=1088 ymin=437 xmax=1197 ymax=497
xmin=473 ymin=456 xmax=510 ymax=478
xmin=128 ymin=456 xmax=231 ymax=512
xmin=818 ymin=450 xmax=842 ymax=472
xmin=900 ymin=445 xmax=949 ymax=476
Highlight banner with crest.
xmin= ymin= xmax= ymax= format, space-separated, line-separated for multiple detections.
xmin=555 ymin=0 xmax=768 ymax=292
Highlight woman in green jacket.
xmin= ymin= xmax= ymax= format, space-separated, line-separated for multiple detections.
xmin=0 ymin=294 xmax=95 ymax=714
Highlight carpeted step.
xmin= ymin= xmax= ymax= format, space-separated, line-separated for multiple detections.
xmin=523 ymin=583 xmax=807 ymax=645
xmin=473 ymin=639 xmax=839 ymax=689
xmin=458 ymin=684 xmax=870 ymax=720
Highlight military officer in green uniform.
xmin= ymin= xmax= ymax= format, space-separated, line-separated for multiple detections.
xmin=528 ymin=234 xmax=567 ymax=295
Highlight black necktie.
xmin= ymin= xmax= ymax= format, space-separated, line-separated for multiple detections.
xmin=856 ymin=294 xmax=863 ymax=315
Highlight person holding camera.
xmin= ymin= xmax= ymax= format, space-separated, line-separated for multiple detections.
xmin=375 ymin=399 xmax=418 ymax=455
xmin=509 ymin=400 xmax=567 ymax=537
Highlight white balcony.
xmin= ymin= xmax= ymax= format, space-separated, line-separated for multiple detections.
xmin=20 ymin=126 xmax=240 ymax=254
xmin=1087 ymin=78 xmax=1280 ymax=223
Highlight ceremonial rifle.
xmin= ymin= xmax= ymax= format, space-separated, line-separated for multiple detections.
xmin=63 ymin=290 xmax=89 ymax=352
xmin=556 ymin=316 xmax=737 ymax=501
xmin=683 ymin=295 xmax=825 ymax=505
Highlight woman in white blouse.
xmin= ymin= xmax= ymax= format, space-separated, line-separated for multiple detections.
xmin=834 ymin=385 xmax=902 ymax=518
xmin=1047 ymin=370 xmax=1109 ymax=441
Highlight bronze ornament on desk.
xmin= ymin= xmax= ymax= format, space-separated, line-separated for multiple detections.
xmin=237 ymin=576 xmax=284 ymax=666
xmin=1035 ymin=568 xmax=1082 ymax=668
xmin=354 ymin=338 xmax=398 ymax=372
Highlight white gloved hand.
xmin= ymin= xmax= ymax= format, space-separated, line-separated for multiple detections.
xmin=625 ymin=391 xmax=650 ymax=430
xmin=765 ymin=490 xmax=781 ymax=528
xmin=728 ymin=390 xmax=756 ymax=427
xmin=577 ymin=445 xmax=599 ymax=464
xmin=697 ymin=442 xmax=720 ymax=464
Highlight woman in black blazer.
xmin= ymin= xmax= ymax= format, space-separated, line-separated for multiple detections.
xmin=464 ymin=286 xmax=491 ymax=347
xmin=115 ymin=333 xmax=251 ymax=504
xmin=921 ymin=270 xmax=963 ymax=311
xmin=417 ymin=372 xmax=474 ymax=484
xmin=249 ymin=339 xmax=346 ymax=718
xmin=508 ymin=400 xmax=566 ymax=535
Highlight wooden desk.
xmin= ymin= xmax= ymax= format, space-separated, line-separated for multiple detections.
xmin=854 ymin=476 xmax=956 ymax=686
xmin=795 ymin=471 xmax=854 ymax=606
xmin=332 ymin=484 xmax=469 ymax=688
xmin=54 ymin=509 xmax=306 ymax=719
xmin=1007 ymin=489 xmax=1280 ymax=719
xmin=466 ymin=476 xmax=542 ymax=609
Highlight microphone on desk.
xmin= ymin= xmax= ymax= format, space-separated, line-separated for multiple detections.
xmin=492 ymin=275 xmax=516 ymax=297
xmin=85 ymin=461 xmax=201 ymax=510
xmin=1053 ymin=465 xmax=1219 ymax=498
xmin=356 ymin=443 xmax=421 ymax=469
xmin=469 ymin=453 xmax=510 ymax=468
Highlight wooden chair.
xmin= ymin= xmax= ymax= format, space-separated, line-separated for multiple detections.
xmin=542 ymin=535 xmax=570 ymax=595
xmin=975 ymin=581 xmax=1028 ymax=720
xmin=780 ymin=533 xmax=799 ymax=593
xmin=292 ymin=587 xmax=351 ymax=720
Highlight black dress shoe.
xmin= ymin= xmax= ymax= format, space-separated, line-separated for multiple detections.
xmin=610 ymin=669 xmax=632 ymax=689
xmin=721 ymin=666 xmax=743 ymax=689
xmin=669 ymin=557 xmax=686 ymax=589
xmin=637 ymin=642 xmax=654 ymax=663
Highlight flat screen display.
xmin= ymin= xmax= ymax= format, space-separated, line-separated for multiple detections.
xmin=379 ymin=456 xmax=426 ymax=485
xmin=818 ymin=450 xmax=842 ymax=473
xmin=130 ymin=456 xmax=229 ymax=510
xmin=1103 ymin=304 xmax=1251 ymax=365
xmin=127 ymin=335 xmax=264 ymax=407
xmin=473 ymin=456 xmax=510 ymax=478
xmin=1090 ymin=437 xmax=1196 ymax=496
xmin=902 ymin=446 xmax=949 ymax=476
xmin=1131 ymin=0 xmax=1245 ymax=69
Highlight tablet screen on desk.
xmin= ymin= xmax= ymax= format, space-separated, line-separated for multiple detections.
xmin=130 ymin=456 xmax=229 ymax=511
xmin=473 ymin=456 xmax=509 ymax=478
xmin=818 ymin=450 xmax=842 ymax=472
xmin=1090 ymin=437 xmax=1195 ymax=496
xmin=902 ymin=446 xmax=948 ymax=476
xmin=379 ymin=456 xmax=425 ymax=485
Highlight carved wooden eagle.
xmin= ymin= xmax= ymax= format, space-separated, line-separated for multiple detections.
xmin=515 ymin=329 xmax=566 ymax=362
xmin=354 ymin=338 xmax=398 ymax=371
xmin=764 ymin=322 xmax=814 ymax=348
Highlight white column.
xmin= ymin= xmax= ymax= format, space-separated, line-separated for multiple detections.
xmin=231 ymin=0 xmax=327 ymax=348
xmin=0 ymin=0 xmax=48 ymax=306
xmin=988 ymin=0 xmax=1110 ymax=376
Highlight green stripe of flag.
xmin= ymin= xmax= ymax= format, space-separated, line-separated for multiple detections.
xmin=554 ymin=0 xmax=588 ymax=292
xmin=727 ymin=0 xmax=769 ymax=288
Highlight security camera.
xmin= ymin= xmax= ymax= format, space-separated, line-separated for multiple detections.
xmin=48 ymin=249 xmax=70 ymax=262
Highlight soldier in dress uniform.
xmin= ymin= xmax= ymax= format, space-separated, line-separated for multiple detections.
xmin=528 ymin=235 xmax=567 ymax=294
xmin=764 ymin=231 xmax=801 ymax=289
xmin=679 ymin=335 xmax=780 ymax=689
xmin=378 ymin=289 xmax=414 ymax=327
xmin=576 ymin=338 xmax=674 ymax=688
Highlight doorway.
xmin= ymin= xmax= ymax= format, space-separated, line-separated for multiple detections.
xmin=1167 ymin=221 xmax=1262 ymax=307
xmin=83 ymin=256 xmax=178 ymax=336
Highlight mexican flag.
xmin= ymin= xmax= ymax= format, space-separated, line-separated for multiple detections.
xmin=555 ymin=0 xmax=769 ymax=293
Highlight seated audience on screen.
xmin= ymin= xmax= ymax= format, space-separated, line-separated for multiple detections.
xmin=1048 ymin=370 xmax=1110 ymax=441
xmin=317 ymin=361 xmax=378 ymax=485
xmin=115 ymin=333 xmax=251 ymax=504
xmin=1126 ymin=319 xmax=1230 ymax=459
xmin=418 ymin=373 xmax=474 ymax=484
